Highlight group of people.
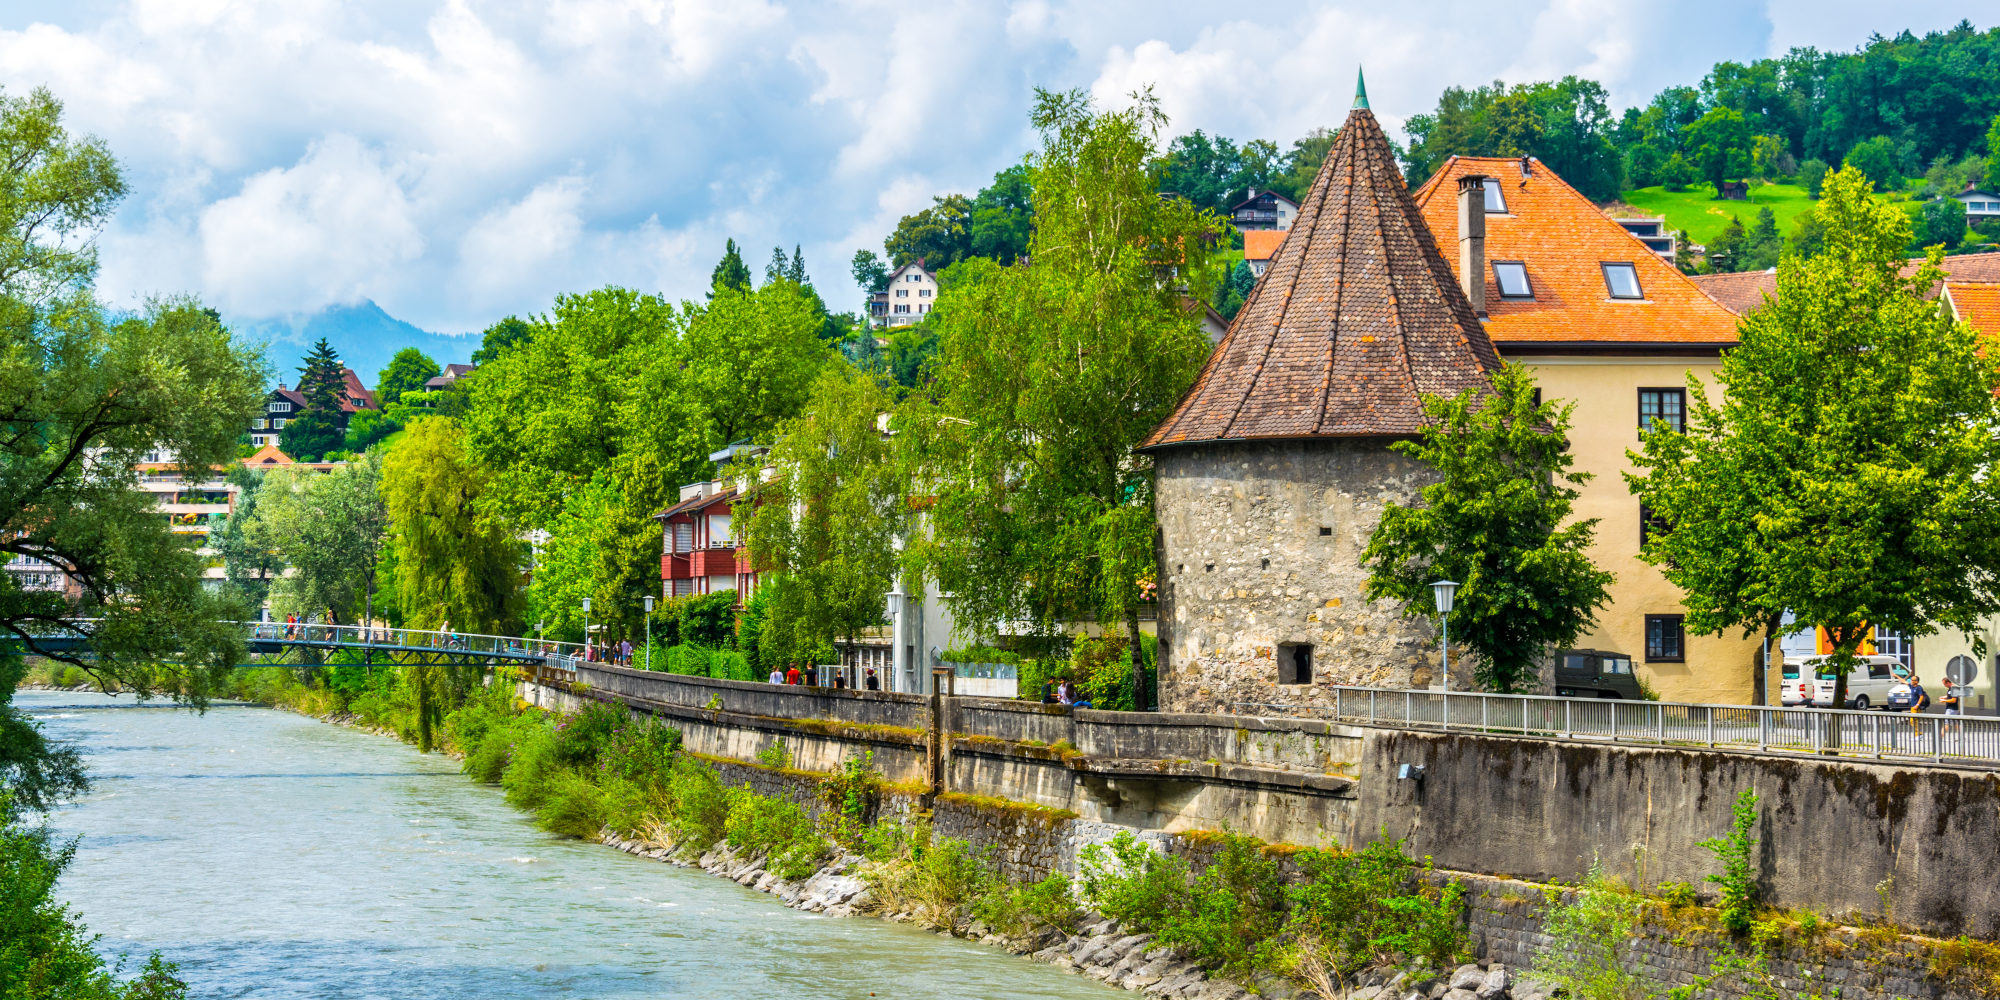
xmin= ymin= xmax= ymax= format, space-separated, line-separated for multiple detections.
xmin=583 ymin=637 xmax=636 ymax=665
xmin=766 ymin=665 xmax=881 ymax=690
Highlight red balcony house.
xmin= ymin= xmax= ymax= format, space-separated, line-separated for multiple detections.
xmin=656 ymin=479 xmax=753 ymax=599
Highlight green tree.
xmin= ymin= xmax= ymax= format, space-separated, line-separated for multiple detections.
xmin=278 ymin=338 xmax=349 ymax=461
xmin=250 ymin=456 xmax=388 ymax=624
xmin=1706 ymin=215 xmax=1748 ymax=273
xmin=1682 ymin=108 xmax=1753 ymax=197
xmin=1986 ymin=113 xmax=2000 ymax=191
xmin=1363 ymin=365 xmax=1613 ymax=692
xmin=1270 ymin=127 xmax=1335 ymax=202
xmin=1750 ymin=133 xmax=1796 ymax=179
xmin=0 ymin=88 xmax=124 ymax=298
xmin=969 ymin=164 xmax=1035 ymax=264
xmin=1744 ymin=206 xmax=1782 ymax=270
xmin=469 ymin=315 xmax=531 ymax=366
xmin=1799 ymin=158 xmax=1831 ymax=198
xmin=382 ymin=416 xmax=521 ymax=749
xmin=885 ymin=193 xmax=973 ymax=269
xmin=1843 ymin=135 xmax=1907 ymax=190
xmin=1629 ymin=167 xmax=2000 ymax=708
xmin=374 ymin=347 xmax=440 ymax=409
xmin=900 ymin=88 xmax=1223 ymax=710
xmin=737 ymin=368 xmax=903 ymax=668
xmin=682 ymin=282 xmax=834 ymax=448
xmin=1789 ymin=206 xmax=1829 ymax=260
xmin=1402 ymin=77 xmax=1624 ymax=200
xmin=211 ymin=465 xmax=280 ymax=606
xmin=1213 ymin=259 xmax=1255 ymax=321
xmin=710 ymin=238 xmax=752 ymax=297
xmin=340 ymin=408 xmax=399 ymax=454
xmin=850 ymin=249 xmax=891 ymax=296
xmin=0 ymin=811 xmax=190 ymax=999
xmin=382 ymin=416 xmax=523 ymax=634
xmin=1919 ymin=196 xmax=1967 ymax=250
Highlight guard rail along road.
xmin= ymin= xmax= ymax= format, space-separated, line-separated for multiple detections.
xmin=1231 ymin=684 xmax=2000 ymax=769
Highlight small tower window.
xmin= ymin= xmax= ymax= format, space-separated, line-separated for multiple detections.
xmin=1278 ymin=643 xmax=1313 ymax=685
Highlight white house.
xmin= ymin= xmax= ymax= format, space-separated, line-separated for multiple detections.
xmin=867 ymin=261 xmax=940 ymax=329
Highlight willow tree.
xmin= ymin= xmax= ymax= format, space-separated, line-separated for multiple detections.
xmin=381 ymin=416 xmax=522 ymax=749
xmin=1630 ymin=166 xmax=2000 ymax=708
xmin=249 ymin=456 xmax=387 ymax=625
xmin=737 ymin=367 xmax=903 ymax=670
xmin=899 ymin=88 xmax=1223 ymax=709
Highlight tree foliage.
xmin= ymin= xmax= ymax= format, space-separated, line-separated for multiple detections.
xmin=710 ymin=238 xmax=752 ymax=297
xmin=1682 ymin=108 xmax=1753 ymax=196
xmin=470 ymin=315 xmax=531 ymax=366
xmin=900 ymin=88 xmax=1222 ymax=706
xmin=374 ymin=347 xmax=440 ymax=410
xmin=737 ymin=368 xmax=902 ymax=666
xmin=1628 ymin=166 xmax=2000 ymax=696
xmin=1363 ymin=364 xmax=1614 ymax=692
xmin=0 ymin=88 xmax=125 ymax=300
xmin=249 ymin=456 xmax=388 ymax=624
xmin=885 ymin=193 xmax=972 ymax=270
xmin=1403 ymin=77 xmax=1625 ymax=200
xmin=381 ymin=417 xmax=523 ymax=634
xmin=278 ymin=337 xmax=350 ymax=461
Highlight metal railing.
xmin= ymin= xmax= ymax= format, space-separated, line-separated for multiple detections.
xmin=1231 ymin=686 xmax=2000 ymax=768
xmin=25 ymin=619 xmax=589 ymax=669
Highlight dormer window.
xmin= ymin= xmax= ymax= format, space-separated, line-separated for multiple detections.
xmin=1602 ymin=262 xmax=1643 ymax=300
xmin=1492 ymin=261 xmax=1532 ymax=299
xmin=270 ymin=401 xmax=291 ymax=413
xmin=1482 ymin=177 xmax=1507 ymax=214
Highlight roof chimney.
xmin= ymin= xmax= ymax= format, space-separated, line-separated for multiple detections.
xmin=1456 ymin=175 xmax=1488 ymax=317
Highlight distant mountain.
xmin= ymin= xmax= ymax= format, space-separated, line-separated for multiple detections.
xmin=228 ymin=301 xmax=478 ymax=389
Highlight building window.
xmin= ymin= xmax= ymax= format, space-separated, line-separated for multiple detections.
xmin=252 ymin=419 xmax=267 ymax=430
xmin=1638 ymin=388 xmax=1685 ymax=434
xmin=1645 ymin=615 xmax=1685 ymax=662
xmin=1492 ymin=261 xmax=1532 ymax=299
xmin=918 ymin=288 xmax=930 ymax=297
xmin=1482 ymin=176 xmax=1507 ymax=213
xmin=272 ymin=418 xmax=287 ymax=429
xmin=1872 ymin=626 xmax=1912 ymax=671
xmin=1602 ymin=262 xmax=1643 ymax=299
xmin=270 ymin=401 xmax=291 ymax=413
xmin=1278 ymin=643 xmax=1313 ymax=685
xmin=896 ymin=289 xmax=908 ymax=297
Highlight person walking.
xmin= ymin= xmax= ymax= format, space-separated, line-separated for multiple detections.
xmin=769 ymin=666 xmax=785 ymax=685
xmin=864 ymin=668 xmax=880 ymax=691
xmin=619 ymin=637 xmax=632 ymax=666
xmin=785 ymin=664 xmax=802 ymax=686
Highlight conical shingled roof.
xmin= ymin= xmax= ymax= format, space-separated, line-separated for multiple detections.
xmin=1143 ymin=106 xmax=1501 ymax=449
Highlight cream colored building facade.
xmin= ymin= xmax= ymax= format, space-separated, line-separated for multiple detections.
xmin=1415 ymin=156 xmax=1765 ymax=704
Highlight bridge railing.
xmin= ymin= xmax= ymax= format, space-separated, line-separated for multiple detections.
xmin=1231 ymin=686 xmax=2000 ymax=767
xmin=236 ymin=621 xmax=582 ymax=661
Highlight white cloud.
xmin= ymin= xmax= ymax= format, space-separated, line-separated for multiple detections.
xmin=0 ymin=1 xmax=1955 ymax=333
xmin=197 ymin=134 xmax=424 ymax=317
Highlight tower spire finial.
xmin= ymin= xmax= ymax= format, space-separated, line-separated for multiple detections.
xmin=1354 ymin=67 xmax=1369 ymax=109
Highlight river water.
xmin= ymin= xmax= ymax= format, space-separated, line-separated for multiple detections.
xmin=25 ymin=691 xmax=1120 ymax=1000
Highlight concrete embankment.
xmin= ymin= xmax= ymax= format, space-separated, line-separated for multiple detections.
xmin=545 ymin=663 xmax=2000 ymax=939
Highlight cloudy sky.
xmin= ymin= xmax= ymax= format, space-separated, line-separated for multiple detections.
xmin=0 ymin=0 xmax=1979 ymax=334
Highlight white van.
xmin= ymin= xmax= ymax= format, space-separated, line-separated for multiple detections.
xmin=1780 ymin=655 xmax=1906 ymax=710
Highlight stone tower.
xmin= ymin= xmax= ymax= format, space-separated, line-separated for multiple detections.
xmin=1142 ymin=93 xmax=1502 ymax=715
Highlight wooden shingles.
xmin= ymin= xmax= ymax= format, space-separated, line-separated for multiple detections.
xmin=1143 ymin=107 xmax=1499 ymax=450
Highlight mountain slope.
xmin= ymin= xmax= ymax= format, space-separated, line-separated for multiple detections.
xmin=229 ymin=301 xmax=477 ymax=388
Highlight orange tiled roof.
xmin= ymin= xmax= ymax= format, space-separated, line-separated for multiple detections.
xmin=1242 ymin=229 xmax=1287 ymax=262
xmin=1144 ymin=106 xmax=1500 ymax=449
xmin=1947 ymin=282 xmax=2000 ymax=337
xmin=1412 ymin=157 xmax=1740 ymax=346
xmin=1691 ymin=251 xmax=2000 ymax=316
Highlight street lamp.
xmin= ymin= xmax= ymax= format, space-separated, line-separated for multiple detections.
xmin=1430 ymin=580 xmax=1459 ymax=688
xmin=581 ymin=598 xmax=591 ymax=661
xmin=644 ymin=595 xmax=655 ymax=671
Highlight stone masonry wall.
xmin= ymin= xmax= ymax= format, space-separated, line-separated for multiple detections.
xmin=1154 ymin=439 xmax=1458 ymax=716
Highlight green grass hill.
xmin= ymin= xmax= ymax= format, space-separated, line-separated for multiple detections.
xmin=1616 ymin=181 xmax=1923 ymax=247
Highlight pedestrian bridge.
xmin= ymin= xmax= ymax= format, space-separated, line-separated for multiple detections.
xmin=14 ymin=620 xmax=587 ymax=671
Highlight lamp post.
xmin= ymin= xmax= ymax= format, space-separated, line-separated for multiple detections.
xmin=886 ymin=586 xmax=905 ymax=693
xmin=581 ymin=598 xmax=591 ymax=662
xmin=1430 ymin=579 xmax=1459 ymax=688
xmin=644 ymin=595 xmax=655 ymax=671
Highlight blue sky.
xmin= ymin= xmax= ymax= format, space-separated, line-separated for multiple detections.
xmin=0 ymin=1 xmax=1980 ymax=335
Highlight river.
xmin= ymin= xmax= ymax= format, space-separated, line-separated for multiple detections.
xmin=25 ymin=691 xmax=1122 ymax=999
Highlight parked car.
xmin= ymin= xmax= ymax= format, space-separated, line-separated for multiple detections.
xmin=1781 ymin=655 xmax=1905 ymax=710
xmin=1553 ymin=649 xmax=1643 ymax=699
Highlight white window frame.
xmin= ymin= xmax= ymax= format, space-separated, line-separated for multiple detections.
xmin=269 ymin=401 xmax=292 ymax=413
